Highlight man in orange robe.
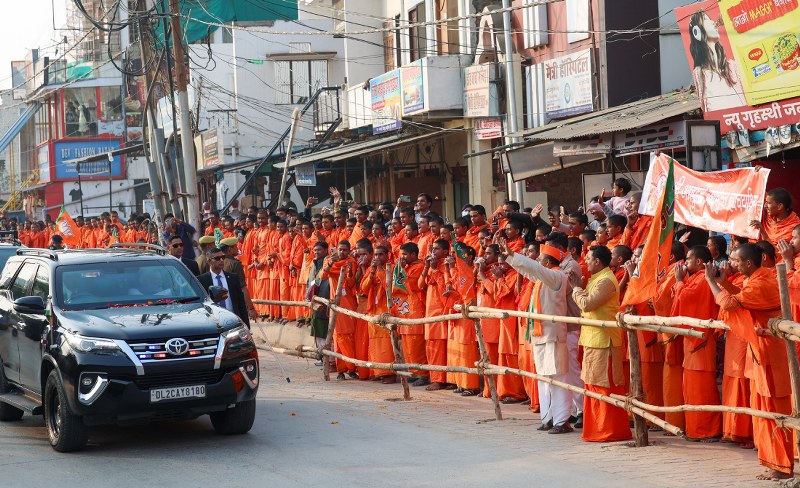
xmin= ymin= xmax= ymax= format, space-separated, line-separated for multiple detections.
xmin=503 ymin=221 xmax=526 ymax=253
xmin=604 ymin=214 xmax=627 ymax=251
xmin=621 ymin=192 xmax=653 ymax=251
xmin=464 ymin=205 xmax=489 ymax=250
xmin=718 ymin=269 xmax=751 ymax=445
xmin=492 ymin=256 xmax=527 ymax=402
xmin=320 ymin=240 xmax=359 ymax=379
xmin=656 ymin=242 xmax=686 ymax=431
xmin=477 ymin=244 xmax=502 ymax=398
xmin=420 ymin=238 xmax=452 ymax=390
xmin=416 ymin=217 xmax=436 ymax=258
xmin=777 ymin=223 xmax=800 ymax=326
xmin=289 ymin=223 xmax=310 ymax=321
xmin=350 ymin=238 xmax=374 ymax=380
xmin=392 ymin=242 xmax=428 ymax=383
xmin=266 ymin=217 xmax=282 ymax=319
xmin=444 ymin=242 xmax=480 ymax=394
xmin=359 ymin=244 xmax=396 ymax=383
xmin=274 ymin=220 xmax=293 ymax=320
xmin=671 ymin=245 xmax=721 ymax=441
xmin=752 ymin=188 xmax=800 ymax=258
xmin=707 ymin=243 xmax=793 ymax=480
xmin=252 ymin=211 xmax=271 ymax=316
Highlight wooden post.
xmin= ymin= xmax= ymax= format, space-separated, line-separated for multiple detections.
xmin=776 ymin=262 xmax=800 ymax=455
xmin=473 ymin=318 xmax=503 ymax=421
xmin=386 ymin=264 xmax=411 ymax=400
xmin=321 ymin=263 xmax=347 ymax=381
xmin=623 ymin=310 xmax=649 ymax=447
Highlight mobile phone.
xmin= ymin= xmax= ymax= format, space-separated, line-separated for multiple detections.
xmin=400 ymin=195 xmax=412 ymax=203
xmin=309 ymin=197 xmax=319 ymax=204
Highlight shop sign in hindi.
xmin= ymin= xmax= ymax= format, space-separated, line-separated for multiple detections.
xmin=294 ymin=162 xmax=317 ymax=187
xmin=401 ymin=60 xmax=425 ymax=115
xmin=544 ymin=49 xmax=594 ymax=119
xmin=640 ymin=153 xmax=769 ymax=238
xmin=463 ymin=64 xmax=491 ymax=117
xmin=474 ymin=117 xmax=503 ymax=140
xmin=371 ymin=69 xmax=402 ymax=134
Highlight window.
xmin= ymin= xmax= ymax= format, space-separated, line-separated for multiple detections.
xmin=0 ymin=261 xmax=23 ymax=288
xmin=566 ymin=0 xmax=590 ymax=44
xmin=34 ymin=102 xmax=50 ymax=146
xmin=10 ymin=263 xmax=37 ymax=300
xmin=31 ymin=266 xmax=49 ymax=302
xmin=408 ymin=4 xmax=427 ymax=62
xmin=522 ymin=0 xmax=549 ymax=48
xmin=274 ymin=59 xmax=328 ymax=105
xmin=63 ymin=87 xmax=98 ymax=138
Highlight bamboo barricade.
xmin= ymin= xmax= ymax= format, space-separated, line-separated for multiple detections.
xmin=252 ymin=290 xmax=800 ymax=439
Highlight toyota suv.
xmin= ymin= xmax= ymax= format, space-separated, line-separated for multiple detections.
xmin=0 ymin=245 xmax=259 ymax=452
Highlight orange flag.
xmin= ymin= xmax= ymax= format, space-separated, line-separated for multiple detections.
xmin=622 ymin=155 xmax=675 ymax=307
xmin=55 ymin=204 xmax=81 ymax=248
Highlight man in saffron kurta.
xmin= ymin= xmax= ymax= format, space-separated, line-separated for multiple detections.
xmin=671 ymin=246 xmax=721 ymax=441
xmin=359 ymin=245 xmax=396 ymax=383
xmin=477 ymin=245 xmax=502 ymax=398
xmin=319 ymin=241 xmax=359 ymax=378
xmin=392 ymin=242 xmax=429 ymax=382
xmin=655 ymin=242 xmax=686 ymax=430
xmin=420 ymin=239 xmax=452 ymax=390
xmin=751 ymin=188 xmax=800 ymax=258
xmin=444 ymin=244 xmax=480 ymax=393
xmin=492 ymin=257 xmax=527 ymax=402
xmin=706 ymin=243 xmax=793 ymax=480
xmin=572 ymin=245 xmax=632 ymax=443
xmin=718 ymin=270 xmax=751 ymax=445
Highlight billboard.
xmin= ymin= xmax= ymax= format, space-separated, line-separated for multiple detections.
xmin=675 ymin=0 xmax=800 ymax=132
xmin=401 ymin=60 xmax=425 ymax=115
xmin=370 ymin=69 xmax=402 ymax=134
xmin=54 ymin=139 xmax=124 ymax=180
xmin=544 ymin=49 xmax=594 ymax=119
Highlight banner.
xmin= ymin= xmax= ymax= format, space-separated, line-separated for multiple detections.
xmin=675 ymin=0 xmax=800 ymax=132
xmin=370 ymin=69 xmax=402 ymax=134
xmin=544 ymin=49 xmax=593 ymax=119
xmin=639 ymin=153 xmax=769 ymax=239
xmin=401 ymin=60 xmax=425 ymax=116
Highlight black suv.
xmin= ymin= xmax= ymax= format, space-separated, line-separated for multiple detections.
xmin=0 ymin=245 xmax=259 ymax=452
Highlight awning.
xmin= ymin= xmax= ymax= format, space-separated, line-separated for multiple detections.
xmin=506 ymin=142 xmax=605 ymax=182
xmin=0 ymin=102 xmax=41 ymax=155
xmin=510 ymin=89 xmax=700 ymax=142
xmin=275 ymin=131 xmax=453 ymax=170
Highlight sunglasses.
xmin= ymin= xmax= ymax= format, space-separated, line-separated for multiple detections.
xmin=171 ymin=243 xmax=183 ymax=248
xmin=210 ymin=255 xmax=225 ymax=261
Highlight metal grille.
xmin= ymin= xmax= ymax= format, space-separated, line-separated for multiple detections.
xmin=127 ymin=336 xmax=220 ymax=363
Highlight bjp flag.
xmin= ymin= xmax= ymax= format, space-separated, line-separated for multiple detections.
xmin=622 ymin=155 xmax=675 ymax=307
xmin=55 ymin=204 xmax=81 ymax=248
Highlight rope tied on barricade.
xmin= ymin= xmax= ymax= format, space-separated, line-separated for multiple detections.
xmin=615 ymin=311 xmax=631 ymax=331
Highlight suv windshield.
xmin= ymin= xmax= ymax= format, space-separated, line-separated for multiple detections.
xmin=55 ymin=259 xmax=205 ymax=310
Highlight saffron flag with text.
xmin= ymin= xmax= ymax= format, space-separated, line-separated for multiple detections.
xmin=622 ymin=154 xmax=675 ymax=307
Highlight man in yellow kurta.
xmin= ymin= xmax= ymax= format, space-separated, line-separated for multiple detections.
xmin=572 ymin=245 xmax=632 ymax=442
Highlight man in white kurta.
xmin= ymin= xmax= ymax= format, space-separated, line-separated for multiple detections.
xmin=503 ymin=239 xmax=573 ymax=433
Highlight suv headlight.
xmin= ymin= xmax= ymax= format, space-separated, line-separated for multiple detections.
xmin=224 ymin=325 xmax=252 ymax=346
xmin=63 ymin=331 xmax=122 ymax=355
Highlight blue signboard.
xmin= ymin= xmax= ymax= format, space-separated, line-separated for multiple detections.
xmin=54 ymin=139 xmax=123 ymax=180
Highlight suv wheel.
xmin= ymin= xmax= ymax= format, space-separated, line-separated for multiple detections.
xmin=0 ymin=363 xmax=24 ymax=421
xmin=44 ymin=370 xmax=87 ymax=452
xmin=210 ymin=399 xmax=256 ymax=435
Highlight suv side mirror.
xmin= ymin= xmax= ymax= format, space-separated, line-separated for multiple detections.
xmin=14 ymin=296 xmax=46 ymax=314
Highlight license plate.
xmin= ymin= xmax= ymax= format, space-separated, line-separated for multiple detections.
xmin=150 ymin=384 xmax=206 ymax=403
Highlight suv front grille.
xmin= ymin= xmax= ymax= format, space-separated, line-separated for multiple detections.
xmin=127 ymin=335 xmax=220 ymax=363
xmin=129 ymin=370 xmax=227 ymax=389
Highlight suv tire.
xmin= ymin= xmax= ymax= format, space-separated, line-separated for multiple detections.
xmin=44 ymin=370 xmax=87 ymax=452
xmin=210 ymin=399 xmax=256 ymax=435
xmin=0 ymin=362 xmax=24 ymax=421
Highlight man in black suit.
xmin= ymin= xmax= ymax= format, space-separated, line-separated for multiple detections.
xmin=197 ymin=247 xmax=252 ymax=326
xmin=168 ymin=234 xmax=201 ymax=276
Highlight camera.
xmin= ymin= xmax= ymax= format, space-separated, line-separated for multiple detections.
xmin=400 ymin=195 xmax=412 ymax=203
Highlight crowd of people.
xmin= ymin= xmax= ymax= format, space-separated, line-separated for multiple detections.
xmin=24 ymin=179 xmax=800 ymax=481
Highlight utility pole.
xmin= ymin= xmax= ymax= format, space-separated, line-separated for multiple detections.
xmin=501 ymin=0 xmax=524 ymax=207
xmin=276 ymin=109 xmax=301 ymax=207
xmin=168 ymin=0 xmax=200 ymax=237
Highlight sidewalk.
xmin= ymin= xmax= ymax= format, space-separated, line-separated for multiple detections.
xmin=253 ymin=320 xmax=788 ymax=487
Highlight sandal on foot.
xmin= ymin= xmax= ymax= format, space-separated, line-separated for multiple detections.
xmin=460 ymin=389 xmax=479 ymax=396
xmin=425 ymin=382 xmax=445 ymax=391
xmin=548 ymin=423 xmax=574 ymax=434
xmin=537 ymin=420 xmax=554 ymax=431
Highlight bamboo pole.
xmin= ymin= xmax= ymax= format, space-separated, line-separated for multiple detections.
xmin=623 ymin=309 xmax=648 ymax=447
xmin=458 ymin=305 xmax=706 ymax=339
xmin=386 ymin=263 xmax=411 ymax=401
xmin=776 ymin=262 xmax=800 ymax=458
xmin=321 ymin=263 xmax=347 ymax=381
xmin=473 ymin=318 xmax=503 ymax=421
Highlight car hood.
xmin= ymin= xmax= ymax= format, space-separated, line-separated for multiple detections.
xmin=55 ymin=302 xmax=244 ymax=340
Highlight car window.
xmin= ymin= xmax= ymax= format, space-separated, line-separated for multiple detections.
xmin=0 ymin=260 xmax=22 ymax=288
xmin=10 ymin=263 xmax=38 ymax=300
xmin=56 ymin=259 xmax=205 ymax=309
xmin=0 ymin=248 xmax=20 ymax=274
xmin=31 ymin=265 xmax=50 ymax=302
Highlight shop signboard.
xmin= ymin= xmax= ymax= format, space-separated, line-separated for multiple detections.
xmin=474 ymin=117 xmax=503 ymax=140
xmin=553 ymin=136 xmax=611 ymax=157
xmin=401 ymin=60 xmax=425 ymax=115
xmin=294 ymin=162 xmax=317 ymax=186
xmin=54 ymin=139 xmax=124 ymax=180
xmin=199 ymin=128 xmax=223 ymax=169
xmin=37 ymin=145 xmax=50 ymax=183
xmin=463 ymin=64 xmax=492 ymax=117
xmin=675 ymin=0 xmax=800 ymax=132
xmin=612 ymin=121 xmax=686 ymax=155
xmin=544 ymin=49 xmax=594 ymax=119
xmin=370 ymin=69 xmax=402 ymax=134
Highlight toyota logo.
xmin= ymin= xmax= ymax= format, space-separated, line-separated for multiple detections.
xmin=165 ymin=338 xmax=190 ymax=356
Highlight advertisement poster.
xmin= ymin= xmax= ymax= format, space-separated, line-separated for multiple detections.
xmin=370 ymin=69 xmax=402 ymax=134
xmin=201 ymin=128 xmax=223 ymax=169
xmin=639 ymin=153 xmax=769 ymax=238
xmin=544 ymin=48 xmax=593 ymax=119
xmin=401 ymin=60 xmax=425 ymax=115
xmin=675 ymin=0 xmax=800 ymax=132
xmin=54 ymin=139 xmax=124 ymax=180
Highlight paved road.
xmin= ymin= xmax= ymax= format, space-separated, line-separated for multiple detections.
xmin=0 ymin=350 xmax=779 ymax=488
